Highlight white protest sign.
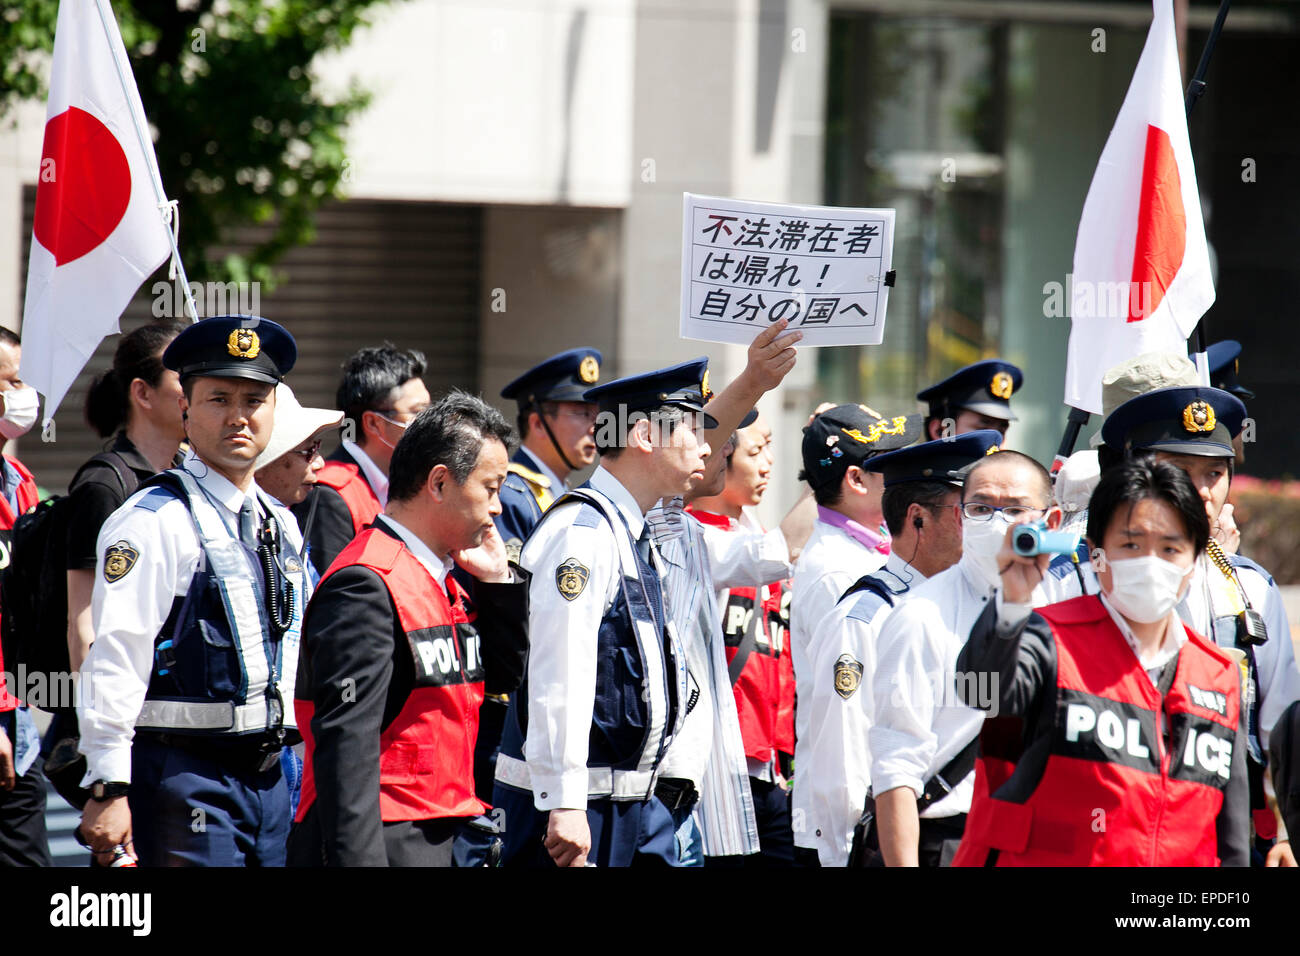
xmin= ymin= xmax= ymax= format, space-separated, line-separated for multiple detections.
xmin=680 ymin=193 xmax=895 ymax=347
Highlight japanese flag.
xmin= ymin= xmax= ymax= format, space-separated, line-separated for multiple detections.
xmin=21 ymin=0 xmax=173 ymax=424
xmin=1063 ymin=0 xmax=1214 ymax=415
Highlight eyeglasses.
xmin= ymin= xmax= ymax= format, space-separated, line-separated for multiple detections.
xmin=961 ymin=502 xmax=1044 ymax=522
xmin=542 ymin=405 xmax=599 ymax=425
xmin=292 ymin=439 xmax=323 ymax=461
xmin=372 ymin=409 xmax=416 ymax=429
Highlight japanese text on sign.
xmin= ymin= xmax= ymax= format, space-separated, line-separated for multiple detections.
xmin=680 ymin=193 xmax=896 ymax=347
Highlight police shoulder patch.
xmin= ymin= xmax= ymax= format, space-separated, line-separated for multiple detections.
xmin=556 ymin=558 xmax=589 ymax=601
xmin=103 ymin=540 xmax=140 ymax=583
xmin=833 ymin=653 xmax=864 ymax=699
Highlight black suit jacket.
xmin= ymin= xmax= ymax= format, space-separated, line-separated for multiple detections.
xmin=288 ymin=520 xmax=528 ymax=866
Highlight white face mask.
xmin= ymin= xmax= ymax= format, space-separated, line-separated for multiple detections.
xmin=0 ymin=385 xmax=39 ymax=440
xmin=1101 ymin=554 xmax=1190 ymax=624
xmin=961 ymin=512 xmax=1013 ymax=592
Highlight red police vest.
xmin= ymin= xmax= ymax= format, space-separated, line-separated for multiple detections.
xmin=954 ymin=595 xmax=1240 ymax=867
xmin=0 ymin=455 xmax=40 ymax=711
xmin=689 ymin=508 xmax=795 ymax=764
xmin=295 ymin=528 xmax=487 ymax=823
xmin=316 ymin=460 xmax=382 ymax=536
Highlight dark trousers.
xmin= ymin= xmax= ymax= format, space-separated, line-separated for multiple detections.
xmin=0 ymin=747 xmax=52 ymax=867
xmin=705 ymin=776 xmax=795 ymax=867
xmin=129 ymin=736 xmax=290 ymax=867
xmin=473 ymin=697 xmax=509 ymax=803
xmin=493 ymin=785 xmax=679 ymax=868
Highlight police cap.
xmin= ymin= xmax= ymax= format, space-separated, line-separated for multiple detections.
xmin=1100 ymin=385 xmax=1246 ymax=459
xmin=501 ymin=348 xmax=603 ymax=407
xmin=1207 ymin=340 xmax=1254 ymax=401
xmin=162 ymin=315 xmax=296 ymax=385
xmin=863 ymin=429 xmax=1003 ymax=487
xmin=583 ymin=357 xmax=719 ymax=429
xmin=916 ymin=359 xmax=1023 ymax=422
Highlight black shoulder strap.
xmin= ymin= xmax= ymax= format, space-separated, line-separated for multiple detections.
xmin=915 ymin=733 xmax=981 ymax=812
xmin=70 ymin=451 xmax=138 ymax=499
xmin=839 ymin=572 xmax=897 ymax=607
xmin=727 ymin=589 xmax=764 ymax=686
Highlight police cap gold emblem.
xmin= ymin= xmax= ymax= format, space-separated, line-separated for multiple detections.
xmin=578 ymin=355 xmax=600 ymax=384
xmin=103 ymin=540 xmax=140 ymax=583
xmin=990 ymin=371 xmax=1014 ymax=400
xmin=556 ymin=558 xmax=590 ymax=601
xmin=227 ymin=328 xmax=261 ymax=359
xmin=1182 ymin=400 xmax=1216 ymax=434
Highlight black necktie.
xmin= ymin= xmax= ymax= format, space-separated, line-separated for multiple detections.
xmin=637 ymin=526 xmax=653 ymax=566
xmin=238 ymin=498 xmax=258 ymax=550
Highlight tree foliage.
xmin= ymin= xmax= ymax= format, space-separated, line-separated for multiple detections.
xmin=1 ymin=0 xmax=398 ymax=284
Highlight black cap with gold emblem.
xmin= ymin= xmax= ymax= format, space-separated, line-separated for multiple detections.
xmin=1101 ymin=385 xmax=1247 ymax=458
xmin=863 ymin=429 xmax=1003 ymax=487
xmin=799 ymin=403 xmax=922 ymax=493
xmin=501 ymin=348 xmax=604 ymax=407
xmin=162 ymin=315 xmax=297 ymax=385
xmin=916 ymin=358 xmax=1023 ymax=422
xmin=583 ymin=357 xmax=719 ymax=429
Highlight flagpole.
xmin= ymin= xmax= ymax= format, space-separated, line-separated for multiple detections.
xmin=1182 ymin=0 xmax=1232 ymax=363
xmin=91 ymin=0 xmax=199 ymax=324
xmin=1054 ymin=1 xmax=1231 ymax=469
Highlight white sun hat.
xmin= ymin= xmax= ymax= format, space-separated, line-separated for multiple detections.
xmin=254 ymin=383 xmax=344 ymax=471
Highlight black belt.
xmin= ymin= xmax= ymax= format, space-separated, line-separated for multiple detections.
xmin=139 ymin=731 xmax=285 ymax=774
xmin=654 ymin=776 xmax=699 ymax=813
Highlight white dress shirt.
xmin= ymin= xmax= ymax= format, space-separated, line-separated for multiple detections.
xmin=375 ymin=514 xmax=452 ymax=585
xmin=869 ymin=556 xmax=993 ymax=818
xmin=78 ymin=451 xmax=303 ymax=784
xmin=648 ymin=498 xmax=760 ymax=857
xmin=518 ymin=466 xmax=654 ymax=811
xmin=788 ymin=517 xmax=886 ymax=846
xmin=341 ymin=439 xmax=389 ymax=508
xmin=803 ymin=552 xmax=923 ymax=864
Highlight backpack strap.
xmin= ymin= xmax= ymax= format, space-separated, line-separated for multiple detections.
xmin=70 ymin=451 xmax=140 ymax=500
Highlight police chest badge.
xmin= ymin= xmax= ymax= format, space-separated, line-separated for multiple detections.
xmin=1182 ymin=400 xmax=1216 ymax=433
xmin=227 ymin=328 xmax=261 ymax=359
xmin=578 ymin=355 xmax=600 ymax=384
xmin=833 ymin=654 xmax=863 ymax=699
xmin=103 ymin=540 xmax=140 ymax=583
xmin=505 ymin=537 xmax=524 ymax=564
xmin=990 ymin=371 xmax=1014 ymax=400
xmin=556 ymin=558 xmax=589 ymax=601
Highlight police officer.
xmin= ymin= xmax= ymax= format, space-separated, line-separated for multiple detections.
xmin=492 ymin=359 xmax=712 ymax=867
xmin=808 ymin=431 xmax=1000 ymax=866
xmin=1207 ymin=340 xmax=1254 ymax=400
xmin=917 ymin=359 xmax=1022 ymax=441
xmin=497 ymin=348 xmax=603 ymax=562
xmin=1098 ymin=385 xmax=1300 ymax=865
xmin=77 ymin=316 xmax=308 ymax=866
xmin=870 ymin=449 xmax=1059 ymax=866
xmin=789 ymin=403 xmax=920 ymax=865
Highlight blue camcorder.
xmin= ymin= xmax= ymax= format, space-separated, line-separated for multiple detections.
xmin=1010 ymin=521 xmax=1081 ymax=558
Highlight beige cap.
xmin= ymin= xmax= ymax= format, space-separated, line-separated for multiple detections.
xmin=1090 ymin=352 xmax=1200 ymax=448
xmin=253 ymin=383 xmax=344 ymax=471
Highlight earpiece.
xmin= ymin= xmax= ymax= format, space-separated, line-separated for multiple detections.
xmin=913 ymin=516 xmax=923 ymax=531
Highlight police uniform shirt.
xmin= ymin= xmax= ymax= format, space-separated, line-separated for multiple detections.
xmin=804 ymin=552 xmax=922 ymax=865
xmin=870 ymin=555 xmax=1001 ymax=818
xmin=789 ymin=517 xmax=887 ymax=845
xmin=78 ymin=450 xmax=304 ymax=785
xmin=496 ymin=445 xmax=560 ymax=560
xmin=519 ymin=465 xmax=661 ymax=811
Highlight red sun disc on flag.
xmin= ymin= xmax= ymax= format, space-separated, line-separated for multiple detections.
xmin=33 ymin=106 xmax=132 ymax=266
